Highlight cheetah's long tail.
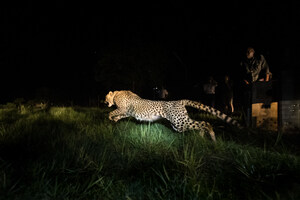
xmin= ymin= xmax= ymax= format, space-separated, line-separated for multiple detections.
xmin=182 ymin=100 xmax=242 ymax=128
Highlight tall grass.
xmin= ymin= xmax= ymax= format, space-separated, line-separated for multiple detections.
xmin=0 ymin=106 xmax=299 ymax=199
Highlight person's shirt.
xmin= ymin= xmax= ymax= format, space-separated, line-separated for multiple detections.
xmin=221 ymin=80 xmax=233 ymax=96
xmin=241 ymin=54 xmax=272 ymax=83
xmin=160 ymin=88 xmax=168 ymax=99
xmin=203 ymin=81 xmax=217 ymax=95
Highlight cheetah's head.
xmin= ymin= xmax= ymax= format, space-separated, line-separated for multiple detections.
xmin=104 ymin=91 xmax=115 ymax=107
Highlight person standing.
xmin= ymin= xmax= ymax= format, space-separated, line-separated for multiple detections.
xmin=203 ymin=76 xmax=218 ymax=107
xmin=240 ymin=47 xmax=272 ymax=126
xmin=218 ymin=75 xmax=234 ymax=114
xmin=159 ymin=86 xmax=169 ymax=100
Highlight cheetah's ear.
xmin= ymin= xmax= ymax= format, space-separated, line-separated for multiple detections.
xmin=109 ymin=91 xmax=113 ymax=96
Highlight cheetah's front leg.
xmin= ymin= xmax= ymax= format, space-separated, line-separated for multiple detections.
xmin=109 ymin=109 xmax=129 ymax=122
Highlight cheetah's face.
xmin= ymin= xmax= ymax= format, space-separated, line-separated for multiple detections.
xmin=105 ymin=91 xmax=115 ymax=107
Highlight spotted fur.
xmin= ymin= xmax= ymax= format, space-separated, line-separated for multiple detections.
xmin=105 ymin=90 xmax=242 ymax=142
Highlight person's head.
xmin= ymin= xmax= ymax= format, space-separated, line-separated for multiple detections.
xmin=208 ymin=76 xmax=214 ymax=83
xmin=246 ymin=47 xmax=255 ymax=59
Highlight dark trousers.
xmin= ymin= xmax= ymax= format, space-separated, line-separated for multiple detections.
xmin=243 ymin=86 xmax=252 ymax=127
xmin=204 ymin=94 xmax=215 ymax=108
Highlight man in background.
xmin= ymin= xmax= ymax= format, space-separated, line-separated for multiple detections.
xmin=241 ymin=47 xmax=272 ymax=84
xmin=240 ymin=47 xmax=272 ymax=126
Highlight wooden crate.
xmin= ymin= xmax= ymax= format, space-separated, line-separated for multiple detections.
xmin=252 ymin=102 xmax=278 ymax=131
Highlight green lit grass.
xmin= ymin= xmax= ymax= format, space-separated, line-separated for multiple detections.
xmin=0 ymin=106 xmax=299 ymax=199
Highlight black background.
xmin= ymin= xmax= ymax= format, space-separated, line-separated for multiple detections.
xmin=1 ymin=1 xmax=299 ymax=104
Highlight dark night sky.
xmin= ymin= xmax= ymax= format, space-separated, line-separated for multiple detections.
xmin=1 ymin=1 xmax=300 ymax=103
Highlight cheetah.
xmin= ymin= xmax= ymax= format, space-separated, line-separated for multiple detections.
xmin=105 ymin=90 xmax=241 ymax=142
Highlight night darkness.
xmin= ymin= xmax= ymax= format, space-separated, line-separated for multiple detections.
xmin=1 ymin=1 xmax=300 ymax=105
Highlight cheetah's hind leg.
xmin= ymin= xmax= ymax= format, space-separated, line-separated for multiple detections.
xmin=171 ymin=118 xmax=216 ymax=142
xmin=185 ymin=118 xmax=216 ymax=142
xmin=198 ymin=121 xmax=216 ymax=142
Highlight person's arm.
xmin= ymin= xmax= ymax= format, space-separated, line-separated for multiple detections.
xmin=260 ymin=55 xmax=271 ymax=81
xmin=266 ymin=73 xmax=270 ymax=81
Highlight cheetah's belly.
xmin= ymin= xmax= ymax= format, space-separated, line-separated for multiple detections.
xmin=134 ymin=115 xmax=162 ymax=122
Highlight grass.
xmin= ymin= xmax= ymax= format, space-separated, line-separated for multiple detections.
xmin=0 ymin=106 xmax=299 ymax=199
